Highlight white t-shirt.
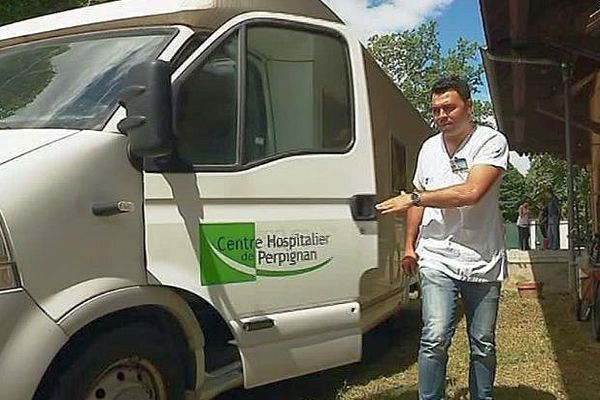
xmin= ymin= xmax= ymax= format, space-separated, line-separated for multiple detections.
xmin=516 ymin=204 xmax=530 ymax=227
xmin=413 ymin=125 xmax=509 ymax=282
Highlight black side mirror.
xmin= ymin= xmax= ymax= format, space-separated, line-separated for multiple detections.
xmin=118 ymin=60 xmax=174 ymax=158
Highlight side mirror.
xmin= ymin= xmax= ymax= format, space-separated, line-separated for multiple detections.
xmin=118 ymin=60 xmax=174 ymax=158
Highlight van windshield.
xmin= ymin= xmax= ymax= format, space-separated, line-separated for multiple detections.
xmin=0 ymin=28 xmax=175 ymax=130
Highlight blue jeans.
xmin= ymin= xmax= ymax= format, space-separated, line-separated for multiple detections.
xmin=547 ymin=221 xmax=559 ymax=250
xmin=418 ymin=266 xmax=501 ymax=400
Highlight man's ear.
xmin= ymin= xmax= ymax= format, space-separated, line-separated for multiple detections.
xmin=466 ymin=99 xmax=474 ymax=115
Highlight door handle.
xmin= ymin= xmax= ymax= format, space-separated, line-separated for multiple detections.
xmin=242 ymin=317 xmax=275 ymax=332
xmin=350 ymin=194 xmax=377 ymax=221
xmin=92 ymin=201 xmax=135 ymax=217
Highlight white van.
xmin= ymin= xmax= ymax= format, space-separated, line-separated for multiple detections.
xmin=0 ymin=1 xmax=430 ymax=399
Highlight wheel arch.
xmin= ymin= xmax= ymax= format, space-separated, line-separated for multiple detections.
xmin=37 ymin=285 xmax=206 ymax=398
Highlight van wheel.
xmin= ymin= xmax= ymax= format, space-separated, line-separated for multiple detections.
xmin=40 ymin=323 xmax=186 ymax=400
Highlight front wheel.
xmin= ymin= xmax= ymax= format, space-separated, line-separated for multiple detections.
xmin=37 ymin=323 xmax=186 ymax=400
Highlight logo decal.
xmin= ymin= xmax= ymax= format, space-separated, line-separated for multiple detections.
xmin=199 ymin=223 xmax=333 ymax=285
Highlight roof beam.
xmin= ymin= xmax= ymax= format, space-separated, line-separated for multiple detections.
xmin=536 ymin=106 xmax=600 ymax=134
xmin=509 ymin=0 xmax=530 ymax=143
xmin=548 ymin=40 xmax=600 ymax=63
xmin=570 ymin=71 xmax=597 ymax=96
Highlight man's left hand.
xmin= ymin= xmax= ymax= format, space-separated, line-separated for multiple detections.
xmin=375 ymin=191 xmax=413 ymax=214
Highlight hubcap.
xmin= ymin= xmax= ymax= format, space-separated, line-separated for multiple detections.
xmin=86 ymin=357 xmax=167 ymax=400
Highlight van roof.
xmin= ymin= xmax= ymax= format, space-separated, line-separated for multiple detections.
xmin=0 ymin=0 xmax=343 ymax=47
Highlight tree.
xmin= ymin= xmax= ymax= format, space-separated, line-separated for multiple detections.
xmin=367 ymin=20 xmax=493 ymax=126
xmin=0 ymin=0 xmax=112 ymax=25
xmin=499 ymin=164 xmax=528 ymax=223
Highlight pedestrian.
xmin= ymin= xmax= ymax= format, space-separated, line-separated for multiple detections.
xmin=516 ymin=199 xmax=530 ymax=250
xmin=545 ymin=188 xmax=560 ymax=250
xmin=375 ymin=75 xmax=508 ymax=400
xmin=538 ymin=204 xmax=548 ymax=250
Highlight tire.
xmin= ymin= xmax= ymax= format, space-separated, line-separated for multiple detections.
xmin=38 ymin=323 xmax=186 ymax=400
xmin=592 ymin=281 xmax=600 ymax=342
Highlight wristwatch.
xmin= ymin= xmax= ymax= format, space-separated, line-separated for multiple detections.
xmin=410 ymin=191 xmax=422 ymax=206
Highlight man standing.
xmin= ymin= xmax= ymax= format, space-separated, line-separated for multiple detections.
xmin=517 ymin=199 xmax=531 ymax=250
xmin=376 ymin=76 xmax=508 ymax=400
xmin=545 ymin=188 xmax=561 ymax=250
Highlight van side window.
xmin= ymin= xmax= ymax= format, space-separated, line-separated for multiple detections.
xmin=244 ymin=26 xmax=352 ymax=164
xmin=391 ymin=139 xmax=407 ymax=192
xmin=170 ymin=32 xmax=210 ymax=72
xmin=175 ymin=32 xmax=238 ymax=165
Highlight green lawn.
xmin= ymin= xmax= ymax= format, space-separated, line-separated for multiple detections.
xmin=218 ymin=292 xmax=600 ymax=400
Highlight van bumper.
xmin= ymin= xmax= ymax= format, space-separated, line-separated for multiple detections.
xmin=0 ymin=289 xmax=67 ymax=400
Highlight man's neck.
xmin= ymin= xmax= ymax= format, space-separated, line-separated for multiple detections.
xmin=443 ymin=123 xmax=475 ymax=156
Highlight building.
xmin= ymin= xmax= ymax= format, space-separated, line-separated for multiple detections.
xmin=480 ymin=0 xmax=600 ymax=232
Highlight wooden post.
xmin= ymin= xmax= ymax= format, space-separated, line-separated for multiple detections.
xmin=589 ymin=72 xmax=600 ymax=235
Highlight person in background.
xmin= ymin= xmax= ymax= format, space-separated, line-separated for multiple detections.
xmin=545 ymin=188 xmax=561 ymax=250
xmin=538 ymin=204 xmax=548 ymax=250
xmin=516 ymin=199 xmax=530 ymax=250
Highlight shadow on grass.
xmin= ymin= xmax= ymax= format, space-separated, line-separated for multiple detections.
xmin=216 ymin=300 xmax=423 ymax=400
xmin=530 ymin=255 xmax=600 ymax=399
xmin=358 ymin=385 xmax=557 ymax=400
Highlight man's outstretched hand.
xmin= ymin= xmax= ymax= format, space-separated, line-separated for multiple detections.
xmin=375 ymin=191 xmax=413 ymax=214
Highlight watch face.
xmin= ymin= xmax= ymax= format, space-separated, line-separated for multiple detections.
xmin=411 ymin=192 xmax=420 ymax=204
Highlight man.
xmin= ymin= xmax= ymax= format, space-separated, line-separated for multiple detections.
xmin=545 ymin=188 xmax=561 ymax=250
xmin=516 ymin=199 xmax=531 ymax=250
xmin=376 ymin=76 xmax=508 ymax=400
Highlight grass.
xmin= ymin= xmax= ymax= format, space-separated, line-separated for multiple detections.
xmin=217 ymin=291 xmax=600 ymax=400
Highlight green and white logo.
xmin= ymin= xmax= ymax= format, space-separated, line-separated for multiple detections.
xmin=199 ymin=222 xmax=333 ymax=285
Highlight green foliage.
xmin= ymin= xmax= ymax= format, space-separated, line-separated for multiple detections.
xmin=0 ymin=0 xmax=112 ymax=25
xmin=367 ymin=20 xmax=493 ymax=126
xmin=499 ymin=164 xmax=528 ymax=223
xmin=472 ymin=99 xmax=494 ymax=127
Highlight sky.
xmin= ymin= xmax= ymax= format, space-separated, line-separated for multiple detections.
xmin=321 ymin=0 xmax=531 ymax=174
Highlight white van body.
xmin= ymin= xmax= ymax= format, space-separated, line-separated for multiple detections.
xmin=0 ymin=1 xmax=430 ymax=399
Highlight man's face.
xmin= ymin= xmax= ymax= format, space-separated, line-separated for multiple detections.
xmin=431 ymin=90 xmax=473 ymax=136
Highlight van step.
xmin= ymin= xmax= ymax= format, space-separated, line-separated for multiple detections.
xmin=191 ymin=361 xmax=243 ymax=400
xmin=205 ymin=343 xmax=239 ymax=371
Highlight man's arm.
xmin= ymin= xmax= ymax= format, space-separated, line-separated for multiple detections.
xmin=405 ymin=206 xmax=424 ymax=254
xmin=420 ymin=164 xmax=503 ymax=208
xmin=401 ymin=206 xmax=424 ymax=275
xmin=376 ymin=164 xmax=503 ymax=214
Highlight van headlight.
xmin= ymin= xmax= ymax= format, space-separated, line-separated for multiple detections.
xmin=0 ymin=216 xmax=19 ymax=290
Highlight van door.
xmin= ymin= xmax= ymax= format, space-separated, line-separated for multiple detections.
xmin=145 ymin=17 xmax=377 ymax=386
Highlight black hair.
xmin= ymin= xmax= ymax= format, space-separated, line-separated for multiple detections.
xmin=431 ymin=76 xmax=472 ymax=102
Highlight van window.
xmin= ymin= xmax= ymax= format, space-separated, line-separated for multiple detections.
xmin=0 ymin=28 xmax=175 ymax=130
xmin=175 ymin=32 xmax=239 ymax=165
xmin=244 ymin=26 xmax=352 ymax=164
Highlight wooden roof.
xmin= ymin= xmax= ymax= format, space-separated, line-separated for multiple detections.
xmin=480 ymin=0 xmax=600 ymax=164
